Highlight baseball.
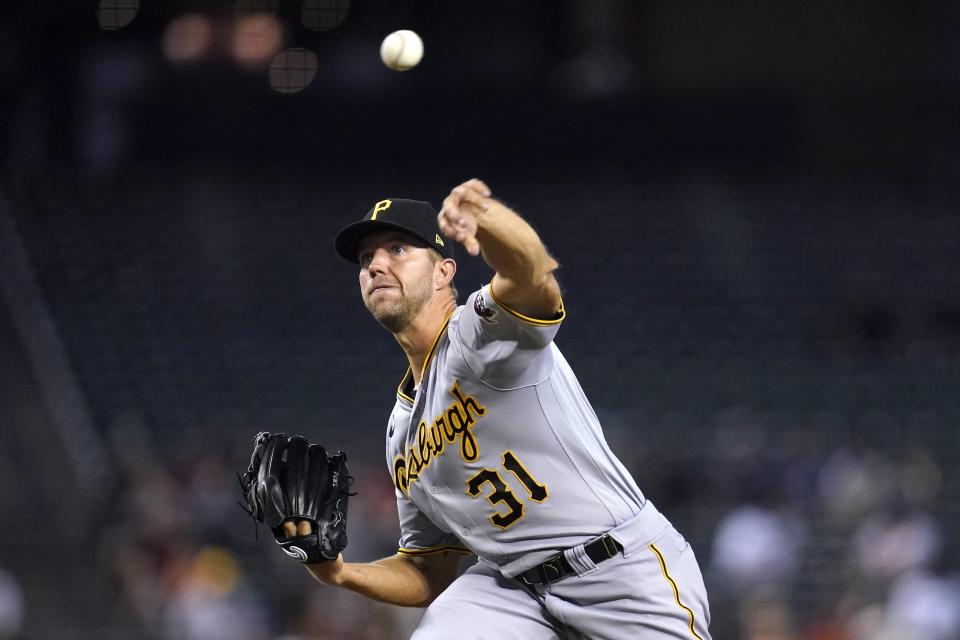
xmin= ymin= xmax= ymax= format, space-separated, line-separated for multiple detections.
xmin=380 ymin=29 xmax=423 ymax=71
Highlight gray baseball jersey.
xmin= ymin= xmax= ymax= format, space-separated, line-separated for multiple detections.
xmin=386 ymin=283 xmax=646 ymax=578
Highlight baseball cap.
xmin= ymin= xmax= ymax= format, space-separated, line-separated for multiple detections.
xmin=334 ymin=198 xmax=455 ymax=264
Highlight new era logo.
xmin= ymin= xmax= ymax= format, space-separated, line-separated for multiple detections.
xmin=435 ymin=234 xmax=445 ymax=246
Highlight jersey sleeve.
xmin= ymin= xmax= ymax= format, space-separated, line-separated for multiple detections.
xmin=395 ymin=491 xmax=472 ymax=557
xmin=452 ymin=283 xmax=565 ymax=389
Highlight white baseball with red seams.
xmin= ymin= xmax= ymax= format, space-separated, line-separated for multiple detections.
xmin=380 ymin=29 xmax=423 ymax=71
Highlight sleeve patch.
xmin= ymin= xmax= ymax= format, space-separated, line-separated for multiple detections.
xmin=473 ymin=289 xmax=499 ymax=323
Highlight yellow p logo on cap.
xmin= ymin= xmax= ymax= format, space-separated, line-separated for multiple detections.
xmin=371 ymin=199 xmax=392 ymax=220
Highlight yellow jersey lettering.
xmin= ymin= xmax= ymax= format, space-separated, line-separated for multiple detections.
xmin=406 ymin=447 xmax=423 ymax=481
xmin=431 ymin=418 xmax=446 ymax=453
xmin=391 ymin=381 xmax=488 ymax=493
xmin=451 ymin=382 xmax=486 ymax=422
xmin=394 ymin=456 xmax=409 ymax=495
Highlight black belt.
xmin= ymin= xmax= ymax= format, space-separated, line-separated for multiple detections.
xmin=517 ymin=534 xmax=622 ymax=586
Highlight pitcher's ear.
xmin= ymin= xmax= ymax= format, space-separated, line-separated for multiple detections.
xmin=435 ymin=258 xmax=457 ymax=288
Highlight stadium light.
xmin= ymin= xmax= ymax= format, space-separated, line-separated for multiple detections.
xmin=97 ymin=0 xmax=139 ymax=31
xmin=162 ymin=14 xmax=214 ymax=63
xmin=269 ymin=48 xmax=319 ymax=94
xmin=301 ymin=0 xmax=351 ymax=32
xmin=232 ymin=14 xmax=284 ymax=68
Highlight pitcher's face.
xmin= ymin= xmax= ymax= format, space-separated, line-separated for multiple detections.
xmin=358 ymin=231 xmax=437 ymax=333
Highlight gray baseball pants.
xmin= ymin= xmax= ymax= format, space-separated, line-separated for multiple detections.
xmin=411 ymin=500 xmax=711 ymax=640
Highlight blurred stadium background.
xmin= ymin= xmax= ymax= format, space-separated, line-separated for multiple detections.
xmin=1 ymin=1 xmax=958 ymax=639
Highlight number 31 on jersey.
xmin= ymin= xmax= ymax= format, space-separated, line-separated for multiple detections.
xmin=466 ymin=450 xmax=549 ymax=529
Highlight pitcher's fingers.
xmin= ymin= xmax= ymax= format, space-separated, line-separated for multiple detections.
xmin=452 ymin=227 xmax=472 ymax=244
xmin=283 ymin=521 xmax=297 ymax=537
xmin=297 ymin=520 xmax=312 ymax=536
xmin=463 ymin=178 xmax=492 ymax=197
xmin=459 ymin=199 xmax=489 ymax=218
xmin=441 ymin=186 xmax=485 ymax=221
xmin=440 ymin=197 xmax=461 ymax=222
xmin=440 ymin=210 xmax=474 ymax=238
xmin=438 ymin=210 xmax=458 ymax=237
xmin=465 ymin=236 xmax=481 ymax=256
xmin=450 ymin=185 xmax=488 ymax=210
xmin=441 ymin=204 xmax=483 ymax=237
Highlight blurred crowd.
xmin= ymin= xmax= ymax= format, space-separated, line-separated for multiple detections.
xmin=705 ymin=441 xmax=957 ymax=640
xmin=0 ymin=567 xmax=23 ymax=640
xmin=91 ymin=409 xmax=957 ymax=640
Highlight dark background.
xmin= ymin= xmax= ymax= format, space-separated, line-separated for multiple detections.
xmin=0 ymin=1 xmax=958 ymax=639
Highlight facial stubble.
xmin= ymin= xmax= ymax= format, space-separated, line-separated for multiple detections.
xmin=364 ymin=276 xmax=434 ymax=334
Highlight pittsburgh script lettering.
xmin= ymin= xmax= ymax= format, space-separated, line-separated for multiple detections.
xmin=394 ymin=382 xmax=487 ymax=494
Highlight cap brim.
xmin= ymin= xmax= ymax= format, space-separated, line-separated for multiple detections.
xmin=334 ymin=219 xmax=434 ymax=264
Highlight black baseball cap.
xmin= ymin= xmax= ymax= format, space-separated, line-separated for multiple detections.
xmin=334 ymin=198 xmax=455 ymax=264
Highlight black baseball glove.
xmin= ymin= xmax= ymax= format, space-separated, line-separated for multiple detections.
xmin=238 ymin=431 xmax=351 ymax=564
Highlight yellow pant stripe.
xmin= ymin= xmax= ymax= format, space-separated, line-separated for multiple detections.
xmin=649 ymin=543 xmax=703 ymax=640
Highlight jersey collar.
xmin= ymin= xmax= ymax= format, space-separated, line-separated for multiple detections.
xmin=396 ymin=310 xmax=454 ymax=405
